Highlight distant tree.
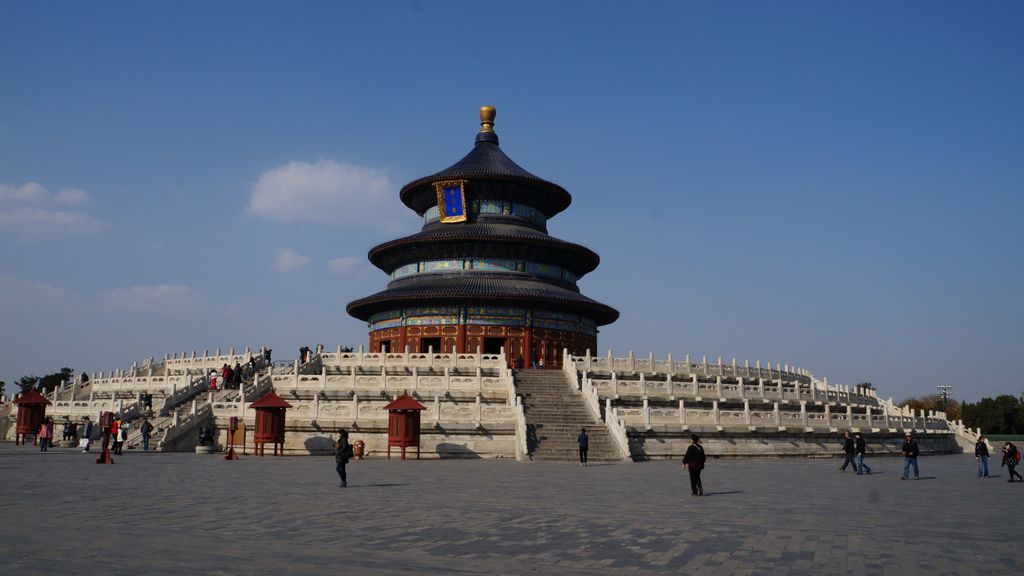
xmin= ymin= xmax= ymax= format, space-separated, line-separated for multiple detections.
xmin=37 ymin=368 xmax=74 ymax=394
xmin=17 ymin=376 xmax=39 ymax=393
xmin=0 ymin=380 xmax=5 ymax=396
xmin=898 ymin=394 xmax=961 ymax=420
xmin=13 ymin=368 xmax=75 ymax=395
xmin=857 ymin=382 xmax=875 ymax=391
xmin=962 ymin=395 xmax=1024 ymax=435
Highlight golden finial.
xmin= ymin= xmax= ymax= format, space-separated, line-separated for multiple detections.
xmin=479 ymin=106 xmax=496 ymax=133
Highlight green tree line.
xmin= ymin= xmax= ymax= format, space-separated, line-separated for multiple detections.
xmin=3 ymin=368 xmax=77 ymax=397
xmin=901 ymin=392 xmax=1024 ymax=435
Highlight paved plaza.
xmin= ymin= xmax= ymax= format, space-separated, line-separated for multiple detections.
xmin=0 ymin=444 xmax=1016 ymax=575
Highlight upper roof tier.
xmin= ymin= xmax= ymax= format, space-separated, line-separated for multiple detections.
xmin=399 ymin=107 xmax=572 ymax=218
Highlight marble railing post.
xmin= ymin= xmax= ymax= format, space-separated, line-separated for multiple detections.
xmin=738 ymin=377 xmax=746 ymax=399
xmin=847 ymin=405 xmax=854 ymax=427
xmin=702 ymin=356 xmax=709 ymax=376
xmin=866 ymin=406 xmax=872 ymax=428
xmin=774 ymin=402 xmax=781 ymax=426
xmin=666 ymin=353 xmax=674 ymax=376
xmin=611 ymin=371 xmax=618 ymax=396
xmin=642 ymin=398 xmax=650 ymax=429
xmin=800 ymin=401 xmax=808 ymax=427
xmin=744 ymin=399 xmax=751 ymax=425
xmin=639 ymin=372 xmax=647 ymax=395
xmin=758 ymin=378 xmax=765 ymax=398
xmin=824 ymin=404 xmax=831 ymax=428
xmin=716 ymin=376 xmax=723 ymax=398
xmin=712 ymin=400 xmax=720 ymax=425
xmin=667 ymin=374 xmax=674 ymax=396
xmin=647 ymin=352 xmax=654 ymax=373
xmin=628 ymin=351 xmax=635 ymax=373
xmin=679 ymin=400 xmax=686 ymax=425
xmin=691 ymin=374 xmax=698 ymax=396
xmin=717 ymin=357 xmax=724 ymax=376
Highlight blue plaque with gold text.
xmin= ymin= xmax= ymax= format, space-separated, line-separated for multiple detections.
xmin=433 ymin=180 xmax=468 ymax=223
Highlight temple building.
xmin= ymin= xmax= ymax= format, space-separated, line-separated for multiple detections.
xmin=347 ymin=107 xmax=618 ymax=368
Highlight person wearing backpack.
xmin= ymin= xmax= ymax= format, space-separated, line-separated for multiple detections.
xmin=682 ymin=434 xmax=707 ymax=496
xmin=1002 ymin=442 xmax=1023 ymax=482
xmin=335 ymin=429 xmax=354 ymax=487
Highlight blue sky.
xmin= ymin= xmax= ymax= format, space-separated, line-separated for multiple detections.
xmin=1 ymin=2 xmax=1021 ymax=403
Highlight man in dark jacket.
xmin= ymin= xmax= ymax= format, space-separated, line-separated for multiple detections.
xmin=682 ymin=435 xmax=706 ymax=496
xmin=901 ymin=433 xmax=920 ymax=480
xmin=840 ymin=431 xmax=857 ymax=472
xmin=854 ymin=432 xmax=871 ymax=475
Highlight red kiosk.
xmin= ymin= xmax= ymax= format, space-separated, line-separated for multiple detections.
xmin=13 ymin=389 xmax=51 ymax=446
xmin=250 ymin=391 xmax=292 ymax=456
xmin=96 ymin=411 xmax=115 ymax=464
xmin=384 ymin=393 xmax=426 ymax=460
xmin=224 ymin=416 xmax=240 ymax=460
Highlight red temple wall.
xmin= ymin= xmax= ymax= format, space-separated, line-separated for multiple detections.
xmin=368 ymin=325 xmax=596 ymax=369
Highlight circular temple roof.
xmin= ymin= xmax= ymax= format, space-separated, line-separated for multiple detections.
xmin=399 ymin=109 xmax=572 ymax=217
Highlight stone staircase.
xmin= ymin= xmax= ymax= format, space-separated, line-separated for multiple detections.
xmin=514 ymin=369 xmax=623 ymax=463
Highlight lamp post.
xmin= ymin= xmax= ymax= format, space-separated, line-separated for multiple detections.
xmin=937 ymin=385 xmax=953 ymax=412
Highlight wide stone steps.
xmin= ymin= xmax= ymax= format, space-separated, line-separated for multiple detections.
xmin=514 ymin=369 xmax=624 ymax=463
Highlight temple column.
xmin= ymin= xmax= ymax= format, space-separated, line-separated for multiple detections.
xmin=456 ymin=325 xmax=467 ymax=355
xmin=523 ymin=327 xmax=533 ymax=369
xmin=399 ymin=326 xmax=408 ymax=354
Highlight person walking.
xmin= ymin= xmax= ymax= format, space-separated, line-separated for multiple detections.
xmin=80 ymin=417 xmax=93 ymax=452
xmin=577 ymin=428 xmax=589 ymax=466
xmin=38 ymin=417 xmax=53 ymax=452
xmin=110 ymin=417 xmax=122 ymax=455
xmin=901 ymin=433 xmax=920 ymax=480
xmin=682 ymin=434 xmax=707 ymax=496
xmin=115 ymin=420 xmax=129 ymax=455
xmin=335 ymin=429 xmax=353 ymax=487
xmin=1002 ymin=442 xmax=1023 ymax=482
xmin=855 ymin=432 xmax=871 ymax=475
xmin=840 ymin=431 xmax=857 ymax=472
xmin=140 ymin=418 xmax=154 ymax=452
xmin=976 ymin=436 xmax=990 ymax=479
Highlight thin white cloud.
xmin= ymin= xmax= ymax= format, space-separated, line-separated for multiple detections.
xmin=0 ymin=181 xmax=103 ymax=240
xmin=275 ymin=248 xmax=310 ymax=272
xmin=0 ymin=276 xmax=65 ymax=306
xmin=102 ymin=285 xmax=196 ymax=310
xmin=327 ymin=256 xmax=360 ymax=275
xmin=246 ymin=159 xmax=403 ymax=229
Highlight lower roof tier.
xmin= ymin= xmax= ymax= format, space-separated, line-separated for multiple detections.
xmin=346 ymin=275 xmax=619 ymax=326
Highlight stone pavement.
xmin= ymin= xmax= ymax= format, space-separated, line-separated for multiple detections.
xmin=0 ymin=443 xmax=1017 ymax=575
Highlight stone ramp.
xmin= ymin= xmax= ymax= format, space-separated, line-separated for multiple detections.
xmin=514 ymin=368 xmax=623 ymax=462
